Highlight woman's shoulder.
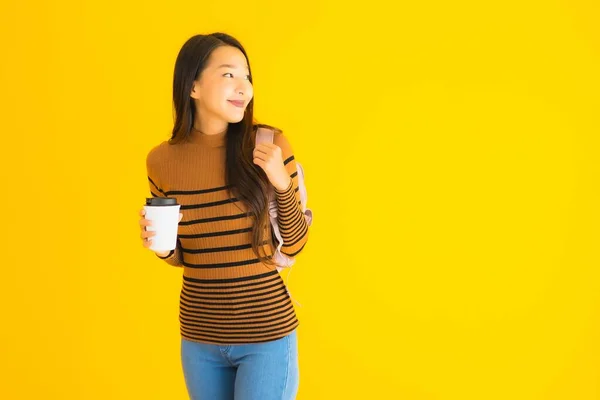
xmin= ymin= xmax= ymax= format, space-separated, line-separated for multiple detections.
xmin=146 ymin=139 xmax=176 ymax=165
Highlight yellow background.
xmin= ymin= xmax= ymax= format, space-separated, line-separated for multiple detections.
xmin=1 ymin=0 xmax=599 ymax=399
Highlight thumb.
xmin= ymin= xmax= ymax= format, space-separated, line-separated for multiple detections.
xmin=178 ymin=213 xmax=183 ymax=222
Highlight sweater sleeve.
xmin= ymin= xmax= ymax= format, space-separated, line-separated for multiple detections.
xmin=273 ymin=133 xmax=310 ymax=257
xmin=146 ymin=148 xmax=183 ymax=267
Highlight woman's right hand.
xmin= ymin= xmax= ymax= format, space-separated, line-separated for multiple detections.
xmin=139 ymin=208 xmax=183 ymax=257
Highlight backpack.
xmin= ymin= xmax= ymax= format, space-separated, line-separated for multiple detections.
xmin=268 ymin=161 xmax=313 ymax=271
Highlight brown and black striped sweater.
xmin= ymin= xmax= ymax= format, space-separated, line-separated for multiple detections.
xmin=145 ymin=127 xmax=309 ymax=345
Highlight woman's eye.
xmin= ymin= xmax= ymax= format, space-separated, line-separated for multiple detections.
xmin=223 ymin=73 xmax=251 ymax=80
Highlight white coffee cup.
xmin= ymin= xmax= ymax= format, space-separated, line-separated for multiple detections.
xmin=144 ymin=197 xmax=181 ymax=252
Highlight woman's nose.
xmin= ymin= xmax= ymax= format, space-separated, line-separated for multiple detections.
xmin=236 ymin=80 xmax=251 ymax=96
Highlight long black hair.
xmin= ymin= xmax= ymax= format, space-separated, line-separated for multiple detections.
xmin=169 ymin=32 xmax=280 ymax=266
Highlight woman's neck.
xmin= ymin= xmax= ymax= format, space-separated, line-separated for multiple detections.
xmin=192 ymin=116 xmax=228 ymax=137
xmin=188 ymin=121 xmax=228 ymax=148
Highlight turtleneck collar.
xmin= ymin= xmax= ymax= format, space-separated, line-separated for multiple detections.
xmin=188 ymin=127 xmax=227 ymax=148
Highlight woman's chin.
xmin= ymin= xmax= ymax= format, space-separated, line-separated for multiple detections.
xmin=225 ymin=112 xmax=246 ymax=123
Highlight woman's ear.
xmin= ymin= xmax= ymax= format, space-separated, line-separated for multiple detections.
xmin=190 ymin=80 xmax=201 ymax=100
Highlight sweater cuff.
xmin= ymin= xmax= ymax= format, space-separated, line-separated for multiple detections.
xmin=156 ymin=249 xmax=175 ymax=259
xmin=274 ymin=178 xmax=293 ymax=195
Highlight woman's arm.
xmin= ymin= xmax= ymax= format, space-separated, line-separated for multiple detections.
xmin=272 ymin=133 xmax=310 ymax=257
xmin=146 ymin=148 xmax=183 ymax=267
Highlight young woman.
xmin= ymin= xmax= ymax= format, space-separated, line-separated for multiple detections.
xmin=137 ymin=33 xmax=309 ymax=400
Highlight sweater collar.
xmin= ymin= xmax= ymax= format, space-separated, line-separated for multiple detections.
xmin=188 ymin=127 xmax=227 ymax=148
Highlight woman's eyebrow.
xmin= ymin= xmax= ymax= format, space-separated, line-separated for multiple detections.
xmin=217 ymin=63 xmax=249 ymax=71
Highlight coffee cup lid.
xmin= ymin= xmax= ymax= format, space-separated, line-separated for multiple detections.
xmin=146 ymin=197 xmax=178 ymax=206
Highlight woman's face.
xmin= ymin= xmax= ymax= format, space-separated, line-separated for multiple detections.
xmin=191 ymin=45 xmax=254 ymax=124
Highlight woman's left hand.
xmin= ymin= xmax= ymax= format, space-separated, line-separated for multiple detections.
xmin=253 ymin=143 xmax=292 ymax=191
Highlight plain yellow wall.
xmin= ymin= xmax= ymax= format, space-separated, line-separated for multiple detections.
xmin=1 ymin=0 xmax=598 ymax=399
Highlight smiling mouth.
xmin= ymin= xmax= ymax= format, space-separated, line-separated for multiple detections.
xmin=228 ymin=100 xmax=245 ymax=108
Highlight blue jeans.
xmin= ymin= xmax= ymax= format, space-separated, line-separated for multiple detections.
xmin=180 ymin=330 xmax=299 ymax=400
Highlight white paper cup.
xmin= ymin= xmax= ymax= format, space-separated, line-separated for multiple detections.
xmin=144 ymin=197 xmax=181 ymax=252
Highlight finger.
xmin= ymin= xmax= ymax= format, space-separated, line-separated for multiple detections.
xmin=143 ymin=238 xmax=153 ymax=248
xmin=140 ymin=230 xmax=156 ymax=240
xmin=253 ymin=147 xmax=269 ymax=158
xmin=253 ymin=158 xmax=265 ymax=169
xmin=253 ymin=154 xmax=267 ymax=164
xmin=256 ymin=142 xmax=276 ymax=149
xmin=178 ymin=213 xmax=183 ymax=222
xmin=140 ymin=209 xmax=145 ymax=216
xmin=254 ymin=143 xmax=273 ymax=151
xmin=139 ymin=218 xmax=152 ymax=230
xmin=141 ymin=226 xmax=157 ymax=237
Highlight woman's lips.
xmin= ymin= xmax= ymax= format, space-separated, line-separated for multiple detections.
xmin=228 ymin=100 xmax=245 ymax=108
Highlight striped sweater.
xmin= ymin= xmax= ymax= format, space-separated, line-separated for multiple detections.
xmin=145 ymin=126 xmax=309 ymax=344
